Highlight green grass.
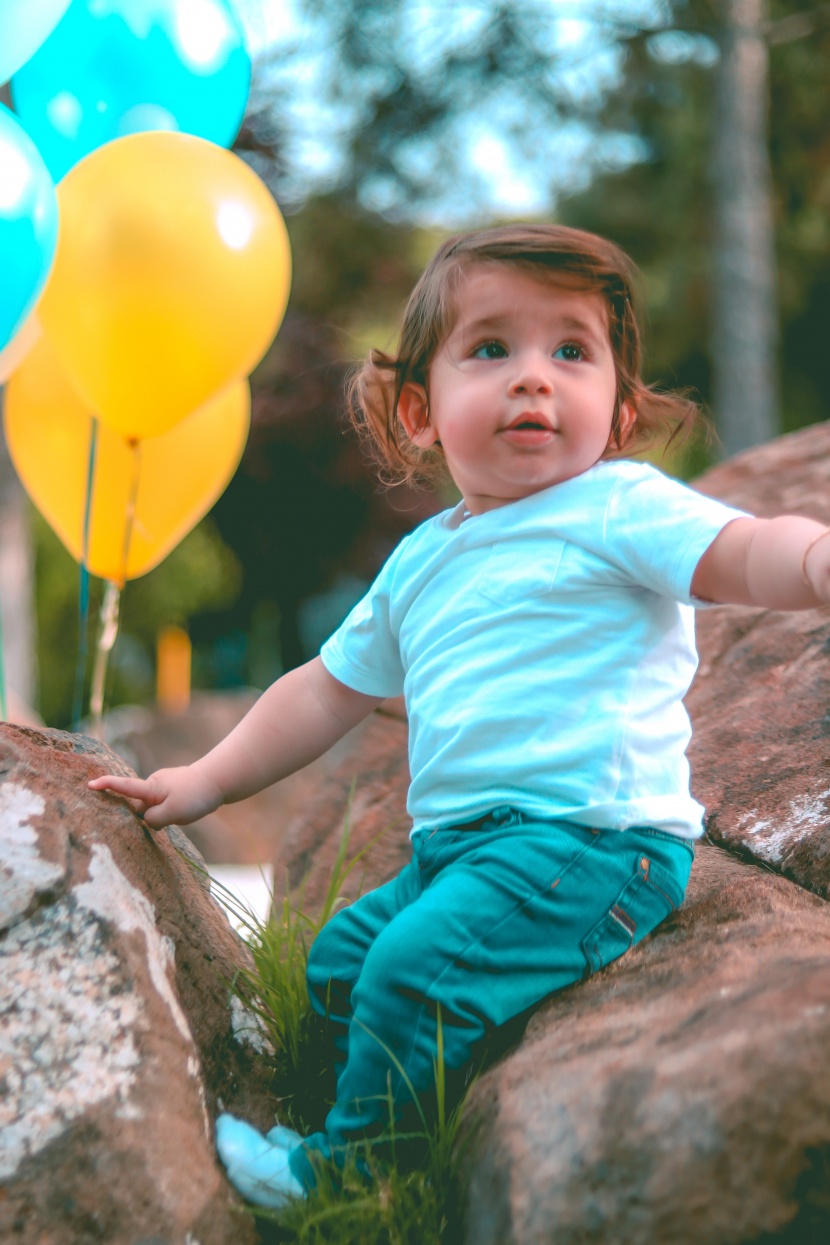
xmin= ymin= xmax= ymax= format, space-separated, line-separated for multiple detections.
xmin=209 ymin=785 xmax=476 ymax=1244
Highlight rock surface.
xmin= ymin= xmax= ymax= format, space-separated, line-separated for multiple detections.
xmin=461 ymin=844 xmax=830 ymax=1245
xmin=272 ymin=698 xmax=410 ymax=912
xmin=0 ymin=724 xmax=276 ymax=1245
xmin=689 ymin=421 xmax=830 ymax=892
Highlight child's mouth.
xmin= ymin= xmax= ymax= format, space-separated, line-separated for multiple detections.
xmin=502 ymin=421 xmax=554 ymax=444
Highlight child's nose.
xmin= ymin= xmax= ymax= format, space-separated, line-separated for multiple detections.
xmin=508 ymin=355 xmax=553 ymax=395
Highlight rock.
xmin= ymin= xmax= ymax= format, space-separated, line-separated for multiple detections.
xmin=272 ymin=699 xmax=410 ymax=912
xmin=689 ymin=421 xmax=830 ymax=893
xmin=0 ymin=723 xmax=276 ymax=1245
xmin=460 ymin=843 xmax=830 ymax=1245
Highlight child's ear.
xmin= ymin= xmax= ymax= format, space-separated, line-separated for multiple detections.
xmin=398 ymin=383 xmax=438 ymax=447
xmin=613 ymin=401 xmax=637 ymax=448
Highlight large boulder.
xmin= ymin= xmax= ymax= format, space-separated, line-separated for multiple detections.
xmin=0 ymin=725 xmax=276 ymax=1244
xmin=460 ymin=843 xmax=830 ymax=1245
xmin=689 ymin=421 xmax=830 ymax=893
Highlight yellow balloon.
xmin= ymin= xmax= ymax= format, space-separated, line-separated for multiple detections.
xmin=4 ymin=335 xmax=250 ymax=581
xmin=38 ymin=130 xmax=290 ymax=440
xmin=0 ymin=309 xmax=41 ymax=383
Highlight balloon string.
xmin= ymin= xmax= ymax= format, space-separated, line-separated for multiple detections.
xmin=88 ymin=581 xmax=121 ymax=740
xmin=72 ymin=417 xmax=99 ymax=728
xmin=87 ymin=439 xmax=141 ymax=740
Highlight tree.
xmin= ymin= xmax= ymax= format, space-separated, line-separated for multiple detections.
xmin=710 ymin=0 xmax=778 ymax=455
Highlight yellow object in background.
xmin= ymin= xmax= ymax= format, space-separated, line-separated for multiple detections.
xmin=4 ymin=334 xmax=251 ymax=581
xmin=0 ymin=308 xmax=40 ymax=383
xmin=157 ymin=625 xmax=191 ymax=713
xmin=38 ymin=130 xmax=291 ymax=440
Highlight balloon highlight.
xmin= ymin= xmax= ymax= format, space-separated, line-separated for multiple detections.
xmin=0 ymin=104 xmax=59 ymax=352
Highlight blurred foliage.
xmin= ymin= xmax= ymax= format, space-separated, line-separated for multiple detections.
xmin=23 ymin=0 xmax=830 ymax=722
xmin=193 ymin=194 xmax=453 ymax=679
xmin=554 ymin=0 xmax=830 ymax=440
xmin=246 ymin=0 xmax=658 ymax=219
xmin=33 ymin=508 xmax=241 ymax=727
xmin=279 ymin=195 xmax=442 ymax=336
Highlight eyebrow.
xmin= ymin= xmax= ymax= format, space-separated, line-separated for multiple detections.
xmin=458 ymin=312 xmax=604 ymax=341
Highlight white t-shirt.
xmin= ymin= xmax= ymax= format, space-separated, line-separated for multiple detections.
xmin=320 ymin=460 xmax=749 ymax=840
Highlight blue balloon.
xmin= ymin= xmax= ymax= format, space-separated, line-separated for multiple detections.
xmin=0 ymin=104 xmax=59 ymax=352
xmin=0 ymin=0 xmax=72 ymax=86
xmin=11 ymin=0 xmax=251 ymax=182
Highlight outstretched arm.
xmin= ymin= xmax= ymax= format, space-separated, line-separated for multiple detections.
xmin=88 ymin=656 xmax=383 ymax=829
xmin=691 ymin=516 xmax=830 ymax=609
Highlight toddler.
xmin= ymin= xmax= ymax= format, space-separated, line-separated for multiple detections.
xmin=90 ymin=224 xmax=830 ymax=1209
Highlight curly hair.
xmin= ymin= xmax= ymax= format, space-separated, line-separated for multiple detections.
xmin=347 ymin=223 xmax=704 ymax=490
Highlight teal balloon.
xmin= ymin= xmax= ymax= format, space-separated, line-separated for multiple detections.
xmin=0 ymin=104 xmax=59 ymax=352
xmin=11 ymin=0 xmax=251 ymax=182
xmin=0 ymin=0 xmax=72 ymax=85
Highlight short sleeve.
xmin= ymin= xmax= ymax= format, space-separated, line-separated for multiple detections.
xmin=602 ymin=466 xmax=751 ymax=605
xmin=319 ymin=541 xmax=407 ymax=697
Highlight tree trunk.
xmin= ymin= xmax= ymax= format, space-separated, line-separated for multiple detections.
xmin=710 ymin=0 xmax=778 ymax=456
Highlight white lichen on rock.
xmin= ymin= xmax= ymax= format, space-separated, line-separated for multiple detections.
xmin=0 ymin=782 xmax=61 ymax=929
xmin=74 ymin=843 xmax=194 ymax=1043
xmin=230 ymin=993 xmax=275 ymax=1056
xmin=0 ymin=899 xmax=143 ymax=1179
xmin=738 ymin=787 xmax=830 ymax=864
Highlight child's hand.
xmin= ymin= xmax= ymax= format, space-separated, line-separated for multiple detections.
xmin=804 ymin=529 xmax=830 ymax=603
xmin=88 ymin=765 xmax=223 ymax=830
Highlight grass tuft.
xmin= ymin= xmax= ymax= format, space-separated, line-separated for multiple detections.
xmin=212 ymin=784 xmax=475 ymax=1243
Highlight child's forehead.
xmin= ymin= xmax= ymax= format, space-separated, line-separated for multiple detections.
xmin=446 ymin=262 xmax=610 ymax=332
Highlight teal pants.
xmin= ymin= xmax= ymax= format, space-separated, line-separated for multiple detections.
xmin=289 ymin=807 xmax=694 ymax=1188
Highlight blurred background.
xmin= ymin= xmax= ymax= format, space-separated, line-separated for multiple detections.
xmin=1 ymin=0 xmax=828 ymax=738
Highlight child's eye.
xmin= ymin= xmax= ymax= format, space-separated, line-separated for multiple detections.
xmin=472 ymin=340 xmax=507 ymax=360
xmin=554 ymin=342 xmax=584 ymax=362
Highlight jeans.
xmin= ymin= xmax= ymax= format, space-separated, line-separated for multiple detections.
xmin=288 ymin=808 xmax=694 ymax=1188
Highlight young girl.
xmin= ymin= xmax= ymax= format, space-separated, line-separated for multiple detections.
xmin=90 ymin=224 xmax=830 ymax=1208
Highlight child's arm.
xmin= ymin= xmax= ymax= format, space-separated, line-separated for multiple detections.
xmin=88 ymin=656 xmax=384 ymax=830
xmin=691 ymin=516 xmax=830 ymax=609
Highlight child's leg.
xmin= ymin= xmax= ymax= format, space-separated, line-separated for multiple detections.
xmin=289 ymin=810 xmax=692 ymax=1189
xmin=216 ymin=855 xmax=426 ymax=1207
xmin=305 ymin=854 xmax=424 ymax=1082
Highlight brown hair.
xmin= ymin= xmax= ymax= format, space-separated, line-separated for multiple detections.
xmin=347 ymin=223 xmax=703 ymax=489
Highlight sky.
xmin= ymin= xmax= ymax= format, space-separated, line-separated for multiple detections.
xmin=230 ymin=0 xmax=715 ymax=223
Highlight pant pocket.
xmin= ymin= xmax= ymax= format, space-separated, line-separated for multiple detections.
xmin=581 ymin=854 xmax=682 ymax=976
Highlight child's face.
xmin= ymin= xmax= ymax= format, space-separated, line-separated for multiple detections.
xmin=398 ymin=265 xmax=629 ymax=515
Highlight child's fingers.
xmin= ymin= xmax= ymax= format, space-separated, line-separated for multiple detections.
xmin=88 ymin=774 xmax=155 ymax=801
xmin=88 ymin=768 xmax=206 ymax=830
xmin=88 ymin=775 xmax=165 ymax=824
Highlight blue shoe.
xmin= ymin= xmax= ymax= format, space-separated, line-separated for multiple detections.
xmin=266 ymin=1122 xmax=304 ymax=1149
xmin=215 ymin=1113 xmax=305 ymax=1209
